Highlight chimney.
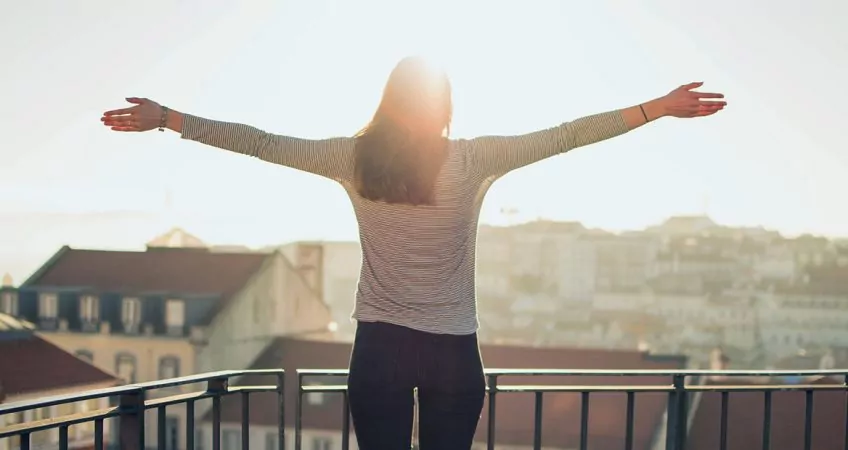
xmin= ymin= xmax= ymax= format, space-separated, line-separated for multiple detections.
xmin=709 ymin=347 xmax=729 ymax=370
xmin=295 ymin=244 xmax=324 ymax=301
xmin=1 ymin=273 xmax=12 ymax=288
xmin=819 ymin=349 xmax=836 ymax=370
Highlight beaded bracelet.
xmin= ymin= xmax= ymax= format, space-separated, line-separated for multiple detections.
xmin=158 ymin=106 xmax=169 ymax=132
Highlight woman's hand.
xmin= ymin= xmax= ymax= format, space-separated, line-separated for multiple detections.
xmin=101 ymin=97 xmax=165 ymax=132
xmin=659 ymin=82 xmax=727 ymax=118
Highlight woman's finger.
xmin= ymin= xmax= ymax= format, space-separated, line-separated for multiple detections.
xmin=103 ymin=107 xmax=137 ymax=116
xmin=103 ymin=117 xmax=135 ymax=126
xmin=691 ymin=91 xmax=724 ymax=99
xmin=111 ymin=125 xmax=140 ymax=132
xmin=680 ymin=82 xmax=704 ymax=91
xmin=699 ymin=100 xmax=727 ymax=107
xmin=106 ymin=114 xmax=139 ymax=122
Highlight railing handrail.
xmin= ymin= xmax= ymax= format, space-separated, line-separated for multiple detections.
xmin=0 ymin=369 xmax=284 ymax=415
xmin=5 ymin=367 xmax=840 ymax=415
xmin=297 ymin=368 xmax=848 ymax=377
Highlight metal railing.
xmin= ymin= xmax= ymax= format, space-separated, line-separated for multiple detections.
xmin=297 ymin=369 xmax=848 ymax=450
xmin=0 ymin=370 xmax=284 ymax=450
xmin=2 ymin=369 xmax=847 ymax=450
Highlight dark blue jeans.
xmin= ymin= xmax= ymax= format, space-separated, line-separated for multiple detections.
xmin=347 ymin=321 xmax=486 ymax=450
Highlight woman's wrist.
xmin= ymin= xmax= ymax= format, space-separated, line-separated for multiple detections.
xmin=164 ymin=108 xmax=184 ymax=133
xmin=641 ymin=97 xmax=669 ymax=122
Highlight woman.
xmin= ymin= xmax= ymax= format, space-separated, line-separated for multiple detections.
xmin=102 ymin=56 xmax=725 ymax=449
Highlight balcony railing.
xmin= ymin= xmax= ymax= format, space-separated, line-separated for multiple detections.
xmin=1 ymin=369 xmax=846 ymax=450
xmin=0 ymin=370 xmax=284 ymax=450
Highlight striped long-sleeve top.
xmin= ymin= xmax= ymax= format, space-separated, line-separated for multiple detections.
xmin=181 ymin=111 xmax=629 ymax=335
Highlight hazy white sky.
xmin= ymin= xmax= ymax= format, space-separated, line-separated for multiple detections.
xmin=1 ymin=0 xmax=846 ymax=281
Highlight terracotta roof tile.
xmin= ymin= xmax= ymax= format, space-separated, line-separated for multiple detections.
xmin=0 ymin=333 xmax=119 ymax=398
xmin=25 ymin=247 xmax=268 ymax=296
xmin=22 ymin=247 xmax=271 ymax=322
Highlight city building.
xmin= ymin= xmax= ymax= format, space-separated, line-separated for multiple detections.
xmin=591 ymin=232 xmax=659 ymax=292
xmin=0 ymin=312 xmax=120 ymax=450
xmin=7 ymin=229 xmax=334 ymax=450
xmin=470 ymin=217 xmax=848 ymax=368
xmin=277 ymin=241 xmax=362 ymax=341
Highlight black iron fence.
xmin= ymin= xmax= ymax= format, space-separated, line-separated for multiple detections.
xmin=296 ymin=369 xmax=848 ymax=450
xmin=1 ymin=369 xmax=846 ymax=450
xmin=0 ymin=370 xmax=284 ymax=450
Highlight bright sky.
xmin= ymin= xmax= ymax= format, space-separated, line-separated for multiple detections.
xmin=1 ymin=0 xmax=846 ymax=281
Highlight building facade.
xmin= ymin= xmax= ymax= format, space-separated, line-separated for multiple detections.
xmin=6 ymin=229 xmax=334 ymax=450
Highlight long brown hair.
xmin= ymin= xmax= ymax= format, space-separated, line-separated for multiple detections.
xmin=353 ymin=56 xmax=453 ymax=206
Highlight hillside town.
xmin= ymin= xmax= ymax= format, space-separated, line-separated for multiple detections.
xmin=2 ymin=215 xmax=847 ymax=450
xmin=259 ymin=215 xmax=848 ymax=370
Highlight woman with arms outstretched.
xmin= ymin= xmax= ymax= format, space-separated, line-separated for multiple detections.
xmin=102 ymin=56 xmax=725 ymax=450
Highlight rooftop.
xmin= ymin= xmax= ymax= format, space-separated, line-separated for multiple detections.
xmin=23 ymin=246 xmax=269 ymax=298
xmin=0 ymin=312 xmax=119 ymax=399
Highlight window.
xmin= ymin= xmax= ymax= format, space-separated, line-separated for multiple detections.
xmin=165 ymin=299 xmax=185 ymax=327
xmin=80 ymin=295 xmax=99 ymax=321
xmin=31 ymin=407 xmax=48 ymax=421
xmin=29 ymin=407 xmax=52 ymax=446
xmin=165 ymin=416 xmax=179 ymax=450
xmin=158 ymin=356 xmax=180 ymax=379
xmin=73 ymin=400 xmax=98 ymax=438
xmin=115 ymin=353 xmax=137 ymax=384
xmin=222 ymin=430 xmax=241 ymax=450
xmin=122 ymin=297 xmax=142 ymax=329
xmin=75 ymin=349 xmax=94 ymax=364
xmin=0 ymin=291 xmax=18 ymax=316
xmin=264 ymin=432 xmax=278 ymax=450
xmin=4 ymin=412 xmax=23 ymax=449
xmin=311 ymin=437 xmax=332 ymax=450
xmin=38 ymin=293 xmax=58 ymax=318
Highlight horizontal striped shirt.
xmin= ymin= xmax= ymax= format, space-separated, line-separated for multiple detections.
xmin=181 ymin=111 xmax=629 ymax=335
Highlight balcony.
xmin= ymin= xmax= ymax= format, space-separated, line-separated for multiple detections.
xmin=1 ymin=369 xmax=846 ymax=450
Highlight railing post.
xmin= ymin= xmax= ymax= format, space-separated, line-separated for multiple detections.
xmin=241 ymin=392 xmax=250 ymax=450
xmin=277 ymin=372 xmax=286 ymax=450
xmin=675 ymin=375 xmax=688 ymax=450
xmin=208 ymin=377 xmax=228 ymax=450
xmin=665 ymin=374 xmax=686 ymax=450
xmin=186 ymin=400 xmax=195 ymax=450
xmin=117 ymin=390 xmax=146 ymax=450
xmin=20 ymin=433 xmax=31 ymax=450
xmin=295 ymin=372 xmax=303 ymax=450
xmin=843 ymin=375 xmax=848 ymax=450
xmin=486 ymin=374 xmax=498 ymax=450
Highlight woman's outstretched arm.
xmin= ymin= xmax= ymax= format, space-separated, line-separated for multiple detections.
xmin=101 ymin=98 xmax=354 ymax=183
xmin=467 ymin=82 xmax=726 ymax=180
